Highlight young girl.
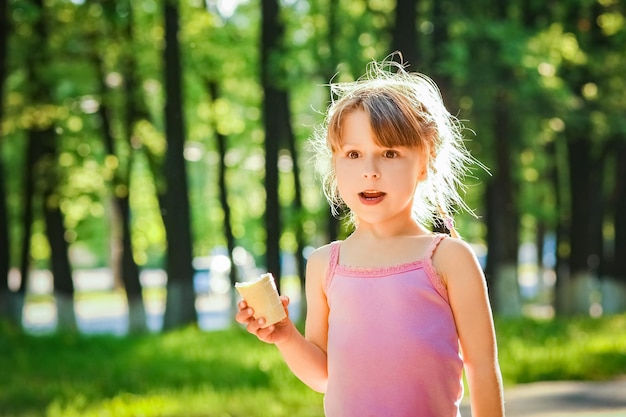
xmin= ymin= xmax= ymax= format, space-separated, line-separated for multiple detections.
xmin=236 ymin=58 xmax=505 ymax=417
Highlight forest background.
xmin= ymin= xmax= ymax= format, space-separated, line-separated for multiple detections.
xmin=0 ymin=0 xmax=625 ymax=333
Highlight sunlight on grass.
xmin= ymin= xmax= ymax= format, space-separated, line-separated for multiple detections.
xmin=497 ymin=315 xmax=626 ymax=384
xmin=1 ymin=315 xmax=625 ymax=416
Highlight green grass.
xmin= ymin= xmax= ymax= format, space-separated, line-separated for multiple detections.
xmin=1 ymin=314 xmax=625 ymax=417
xmin=496 ymin=314 xmax=626 ymax=384
xmin=0 ymin=322 xmax=324 ymax=417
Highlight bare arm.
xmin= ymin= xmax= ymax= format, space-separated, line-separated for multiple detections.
xmin=435 ymin=239 xmax=505 ymax=417
xmin=235 ymin=246 xmax=330 ymax=392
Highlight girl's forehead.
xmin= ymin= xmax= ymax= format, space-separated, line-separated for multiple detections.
xmin=333 ymin=131 xmax=420 ymax=152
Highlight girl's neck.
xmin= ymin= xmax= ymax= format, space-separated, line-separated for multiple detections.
xmin=351 ymin=217 xmax=430 ymax=240
xmin=341 ymin=221 xmax=435 ymax=268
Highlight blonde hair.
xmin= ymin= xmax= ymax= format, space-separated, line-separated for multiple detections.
xmin=311 ymin=58 xmax=479 ymax=232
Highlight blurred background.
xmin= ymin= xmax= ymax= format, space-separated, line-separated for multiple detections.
xmin=0 ymin=0 xmax=624 ymax=334
xmin=1 ymin=1 xmax=625 ymax=416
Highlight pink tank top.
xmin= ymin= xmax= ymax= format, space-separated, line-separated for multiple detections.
xmin=323 ymin=235 xmax=464 ymax=417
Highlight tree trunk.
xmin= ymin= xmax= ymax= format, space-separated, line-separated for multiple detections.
xmin=430 ymin=0 xmax=454 ymax=105
xmin=613 ymin=141 xmax=626 ymax=281
xmin=33 ymin=117 xmax=76 ymax=330
xmin=0 ymin=0 xmax=10 ymax=319
xmin=553 ymin=0 xmax=613 ymax=318
xmin=92 ymin=6 xmax=148 ymax=332
xmin=261 ymin=0 xmax=284 ymax=290
xmin=559 ymin=137 xmax=604 ymax=315
xmin=547 ymin=138 xmax=570 ymax=315
xmin=478 ymin=0 xmax=522 ymax=316
xmin=43 ymin=180 xmax=76 ymax=331
xmin=283 ymin=93 xmax=307 ymax=302
xmin=161 ymin=0 xmax=196 ymax=330
xmin=118 ymin=196 xmax=147 ymax=331
xmin=431 ymin=0 xmax=458 ymax=235
xmin=559 ymin=0 xmax=609 ymax=313
xmin=567 ymin=137 xmax=603 ymax=281
xmin=208 ymin=81 xmax=239 ymax=288
xmin=391 ymin=0 xmax=419 ymax=67
xmin=535 ymin=221 xmax=546 ymax=298
xmin=320 ymin=0 xmax=341 ymax=243
xmin=115 ymin=0 xmax=147 ymax=332
xmin=17 ymin=135 xmax=38 ymax=325
xmin=216 ymin=127 xmax=238 ymax=286
xmin=485 ymin=88 xmax=521 ymax=316
xmin=603 ymin=139 xmax=626 ymax=313
xmin=0 ymin=151 xmax=9 ymax=318
xmin=19 ymin=0 xmax=77 ymax=330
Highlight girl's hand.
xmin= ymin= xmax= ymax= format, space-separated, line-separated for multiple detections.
xmin=235 ymin=296 xmax=294 ymax=344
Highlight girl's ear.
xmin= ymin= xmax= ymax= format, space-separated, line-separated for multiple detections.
xmin=417 ymin=146 xmax=430 ymax=182
xmin=418 ymin=166 xmax=428 ymax=182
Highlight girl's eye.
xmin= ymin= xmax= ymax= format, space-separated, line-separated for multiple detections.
xmin=347 ymin=151 xmax=360 ymax=159
xmin=383 ymin=150 xmax=398 ymax=158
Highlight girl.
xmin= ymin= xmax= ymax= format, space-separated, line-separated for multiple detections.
xmin=236 ymin=58 xmax=505 ymax=417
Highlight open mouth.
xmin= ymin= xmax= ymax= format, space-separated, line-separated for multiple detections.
xmin=359 ymin=191 xmax=386 ymax=201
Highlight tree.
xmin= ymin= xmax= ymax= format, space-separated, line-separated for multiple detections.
xmin=610 ymin=139 xmax=626 ymax=311
xmin=309 ymin=0 xmax=342 ymax=243
xmin=91 ymin=0 xmax=147 ymax=332
xmin=260 ymin=0 xmax=285 ymax=288
xmin=3 ymin=0 xmax=625 ymax=331
xmin=391 ymin=0 xmax=420 ymax=67
xmin=555 ymin=0 xmax=614 ymax=315
xmin=21 ymin=0 xmax=76 ymax=330
xmin=285 ymin=97 xmax=307 ymax=290
xmin=208 ymin=81 xmax=239 ymax=287
xmin=429 ymin=0 xmax=468 ymax=238
xmin=0 ymin=0 xmax=10 ymax=320
xmin=440 ymin=0 xmax=523 ymax=315
xmin=161 ymin=0 xmax=196 ymax=329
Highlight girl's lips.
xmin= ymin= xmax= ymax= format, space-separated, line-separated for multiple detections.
xmin=359 ymin=191 xmax=386 ymax=205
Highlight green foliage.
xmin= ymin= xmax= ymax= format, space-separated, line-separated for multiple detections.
xmin=1 ymin=0 xmax=625 ymax=281
xmin=0 ymin=315 xmax=625 ymax=416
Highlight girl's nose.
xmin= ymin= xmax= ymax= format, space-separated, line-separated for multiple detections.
xmin=362 ymin=159 xmax=380 ymax=179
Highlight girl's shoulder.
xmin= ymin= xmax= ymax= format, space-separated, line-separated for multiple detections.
xmin=308 ymin=241 xmax=337 ymax=262
xmin=432 ymin=237 xmax=484 ymax=285
xmin=433 ymin=236 xmax=478 ymax=264
xmin=306 ymin=242 xmax=337 ymax=273
xmin=436 ymin=234 xmax=473 ymax=249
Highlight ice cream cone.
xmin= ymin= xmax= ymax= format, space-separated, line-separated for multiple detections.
xmin=235 ymin=273 xmax=286 ymax=328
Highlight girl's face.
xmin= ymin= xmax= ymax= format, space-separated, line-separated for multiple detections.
xmin=334 ymin=109 xmax=427 ymax=227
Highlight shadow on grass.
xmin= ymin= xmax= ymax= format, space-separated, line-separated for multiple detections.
xmin=0 ymin=321 xmax=273 ymax=414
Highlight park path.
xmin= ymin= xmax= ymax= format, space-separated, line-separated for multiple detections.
xmin=461 ymin=378 xmax=626 ymax=416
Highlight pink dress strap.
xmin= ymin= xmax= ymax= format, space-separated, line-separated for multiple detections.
xmin=424 ymin=233 xmax=447 ymax=261
xmin=323 ymin=241 xmax=341 ymax=292
xmin=422 ymin=234 xmax=449 ymax=301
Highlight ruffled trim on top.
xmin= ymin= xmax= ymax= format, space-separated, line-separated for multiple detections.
xmin=335 ymin=260 xmax=424 ymax=277
xmin=324 ymin=235 xmax=449 ymax=302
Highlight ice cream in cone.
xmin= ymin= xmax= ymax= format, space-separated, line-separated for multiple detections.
xmin=235 ymin=273 xmax=286 ymax=328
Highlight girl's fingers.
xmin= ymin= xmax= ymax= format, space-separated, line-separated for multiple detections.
xmin=235 ymin=300 xmax=280 ymax=341
xmin=247 ymin=319 xmax=264 ymax=335
xmin=235 ymin=306 xmax=254 ymax=324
